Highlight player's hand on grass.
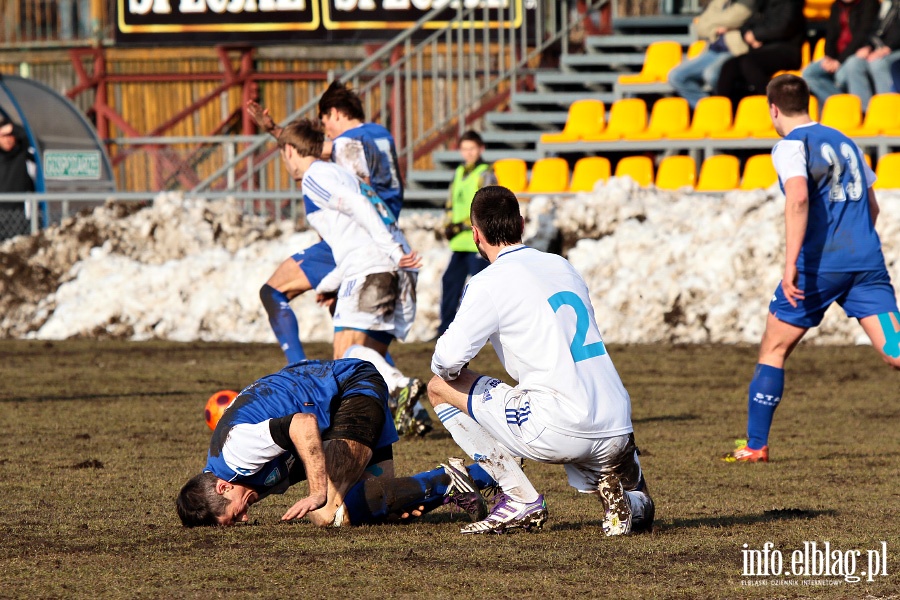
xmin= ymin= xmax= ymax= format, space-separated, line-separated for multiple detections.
xmin=781 ymin=266 xmax=804 ymax=308
xmin=398 ymin=251 xmax=422 ymax=270
xmin=281 ymin=492 xmax=328 ymax=521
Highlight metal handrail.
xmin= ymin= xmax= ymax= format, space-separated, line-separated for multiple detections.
xmin=193 ymin=0 xmax=610 ymax=195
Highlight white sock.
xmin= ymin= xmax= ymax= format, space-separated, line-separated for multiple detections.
xmin=343 ymin=344 xmax=406 ymax=393
xmin=433 ymin=402 xmax=539 ymax=503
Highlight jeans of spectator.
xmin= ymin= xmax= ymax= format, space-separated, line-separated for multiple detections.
xmin=802 ymin=58 xmax=857 ymax=105
xmin=438 ymin=251 xmax=488 ymax=335
xmin=668 ymin=50 xmax=732 ymax=108
xmin=842 ymin=51 xmax=900 ymax=110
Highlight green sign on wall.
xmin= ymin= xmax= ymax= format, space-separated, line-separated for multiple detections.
xmin=44 ymin=151 xmax=102 ymax=180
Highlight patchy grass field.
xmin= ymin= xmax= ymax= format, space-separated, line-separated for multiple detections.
xmin=2 ymin=340 xmax=898 ymax=599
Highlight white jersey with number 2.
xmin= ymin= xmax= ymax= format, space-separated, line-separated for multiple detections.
xmin=432 ymin=245 xmax=632 ymax=438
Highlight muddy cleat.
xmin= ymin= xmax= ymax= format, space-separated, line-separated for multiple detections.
xmin=440 ymin=457 xmax=488 ymax=522
xmin=722 ymin=439 xmax=769 ymax=463
xmin=460 ymin=493 xmax=548 ymax=534
xmin=411 ymin=408 xmax=434 ymax=438
xmin=597 ymin=473 xmax=632 ymax=536
xmin=393 ymin=378 xmax=423 ymax=436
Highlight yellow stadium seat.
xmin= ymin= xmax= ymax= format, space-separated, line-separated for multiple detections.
xmin=820 ymin=93 xmax=863 ymax=132
xmin=526 ymin=157 xmax=570 ymax=193
xmin=740 ymin=154 xmax=778 ymax=190
xmin=809 ymin=95 xmax=819 ymax=121
xmin=804 ymin=0 xmax=835 ymax=20
xmin=687 ymin=40 xmax=707 ymax=60
xmin=569 ymin=157 xmax=611 ymax=192
xmin=493 ymin=158 xmax=528 ymax=193
xmin=583 ymin=98 xmax=648 ymax=141
xmin=615 ymin=156 xmax=654 ymax=187
xmin=812 ymin=38 xmax=826 ymax=62
xmin=675 ymin=96 xmax=733 ymax=139
xmin=629 ymin=97 xmax=691 ymax=140
xmin=655 ymin=155 xmax=697 ymax=190
xmin=874 ymin=153 xmax=900 ymax=189
xmin=709 ymin=95 xmax=775 ymax=139
xmin=617 ymin=41 xmax=683 ymax=84
xmin=540 ymin=99 xmax=605 ymax=143
xmin=696 ymin=155 xmax=740 ymax=191
xmin=846 ymin=93 xmax=900 ymax=137
xmin=864 ymin=153 xmax=872 ymax=168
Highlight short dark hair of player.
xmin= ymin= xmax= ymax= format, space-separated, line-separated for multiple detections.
xmin=318 ymin=80 xmax=365 ymax=122
xmin=278 ymin=118 xmax=324 ymax=159
xmin=459 ymin=130 xmax=484 ymax=146
xmin=766 ymin=74 xmax=810 ymax=117
xmin=470 ymin=185 xmax=524 ymax=246
xmin=176 ymin=472 xmax=229 ymax=527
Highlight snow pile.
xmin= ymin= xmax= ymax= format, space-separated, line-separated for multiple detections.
xmin=1 ymin=181 xmax=897 ymax=346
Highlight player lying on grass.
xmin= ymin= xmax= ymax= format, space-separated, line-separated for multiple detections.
xmin=176 ymin=358 xmax=496 ymax=527
xmin=428 ymin=186 xmax=655 ymax=536
xmin=723 ymin=74 xmax=900 ymax=464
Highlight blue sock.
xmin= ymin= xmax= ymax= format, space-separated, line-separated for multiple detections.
xmin=259 ymin=284 xmax=305 ymax=363
xmin=342 ymin=464 xmax=497 ymax=525
xmin=746 ymin=364 xmax=784 ymax=449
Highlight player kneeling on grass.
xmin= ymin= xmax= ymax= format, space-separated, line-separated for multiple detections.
xmin=723 ymin=74 xmax=900 ymax=464
xmin=428 ymin=186 xmax=655 ymax=536
xmin=176 ymin=358 xmax=496 ymax=527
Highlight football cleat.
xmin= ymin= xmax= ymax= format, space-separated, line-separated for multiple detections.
xmin=460 ymin=493 xmax=548 ymax=534
xmin=722 ymin=439 xmax=769 ymax=463
xmin=411 ymin=408 xmax=434 ymax=438
xmin=393 ymin=378 xmax=424 ymax=436
xmin=597 ymin=473 xmax=632 ymax=536
xmin=440 ymin=457 xmax=488 ymax=522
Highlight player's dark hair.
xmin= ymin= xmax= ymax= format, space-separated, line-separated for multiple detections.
xmin=318 ymin=80 xmax=365 ymax=121
xmin=176 ymin=472 xmax=229 ymax=527
xmin=278 ymin=118 xmax=324 ymax=159
xmin=766 ymin=74 xmax=810 ymax=117
xmin=470 ymin=185 xmax=524 ymax=246
xmin=459 ymin=130 xmax=484 ymax=146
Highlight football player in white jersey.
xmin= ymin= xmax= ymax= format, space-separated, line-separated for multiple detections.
xmin=272 ymin=118 xmax=427 ymax=432
xmin=428 ymin=185 xmax=654 ymax=535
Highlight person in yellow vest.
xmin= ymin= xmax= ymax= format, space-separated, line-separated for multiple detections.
xmin=438 ymin=131 xmax=497 ymax=336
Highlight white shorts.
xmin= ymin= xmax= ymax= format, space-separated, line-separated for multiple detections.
xmin=333 ymin=270 xmax=416 ymax=340
xmin=468 ymin=376 xmax=643 ymax=492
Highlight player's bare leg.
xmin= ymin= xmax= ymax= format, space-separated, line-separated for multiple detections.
xmin=858 ymin=313 xmax=900 ymax=370
xmin=333 ymin=329 xmax=389 ymax=360
xmin=757 ymin=312 xmax=808 ymax=368
xmin=260 ymin=258 xmax=312 ymax=363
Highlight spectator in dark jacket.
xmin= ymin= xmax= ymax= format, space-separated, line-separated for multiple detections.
xmin=802 ymin=0 xmax=880 ymax=105
xmin=842 ymin=0 xmax=900 ymax=110
xmin=714 ymin=0 xmax=807 ymax=106
xmin=0 ymin=118 xmax=34 ymax=239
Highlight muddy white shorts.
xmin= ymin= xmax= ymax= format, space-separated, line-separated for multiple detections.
xmin=468 ymin=376 xmax=643 ymax=492
xmin=333 ymin=270 xmax=416 ymax=340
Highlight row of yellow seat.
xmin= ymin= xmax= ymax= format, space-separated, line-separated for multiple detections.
xmin=617 ymin=38 xmax=827 ymax=88
xmin=497 ymin=152 xmax=900 ymax=194
xmin=540 ymin=93 xmax=900 ymax=144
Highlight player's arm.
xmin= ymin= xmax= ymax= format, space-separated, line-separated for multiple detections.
xmin=782 ymin=176 xmax=808 ymax=307
xmin=246 ymin=100 xmax=282 ymax=139
xmin=431 ymin=281 xmax=497 ymax=379
xmin=335 ymin=185 xmax=419 ymax=268
xmin=279 ymin=413 xmax=328 ymax=521
xmin=868 ymin=188 xmax=879 ymax=226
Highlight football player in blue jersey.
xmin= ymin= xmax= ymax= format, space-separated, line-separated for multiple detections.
xmin=724 ymin=74 xmax=900 ymax=463
xmin=176 ymin=359 xmax=496 ymax=527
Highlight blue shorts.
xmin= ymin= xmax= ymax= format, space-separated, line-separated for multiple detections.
xmin=770 ymin=269 xmax=899 ymax=329
xmin=292 ymin=240 xmax=336 ymax=289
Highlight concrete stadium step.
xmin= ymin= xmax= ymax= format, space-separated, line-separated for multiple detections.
xmin=611 ymin=15 xmax=695 ymax=35
xmin=480 ymin=130 xmax=545 ymax=147
xmin=486 ymin=110 xmax=569 ymax=130
xmin=584 ymin=33 xmax=694 ymax=53
xmin=535 ymin=71 xmax=620 ymax=91
xmin=408 ymin=169 xmax=454 ymax=186
xmin=561 ymin=52 xmax=648 ymax=71
xmin=431 ymin=148 xmax=541 ymax=169
xmin=511 ymin=91 xmax=614 ymax=110
xmin=403 ymin=188 xmax=450 ymax=207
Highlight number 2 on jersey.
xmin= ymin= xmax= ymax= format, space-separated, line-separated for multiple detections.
xmin=548 ymin=291 xmax=606 ymax=362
